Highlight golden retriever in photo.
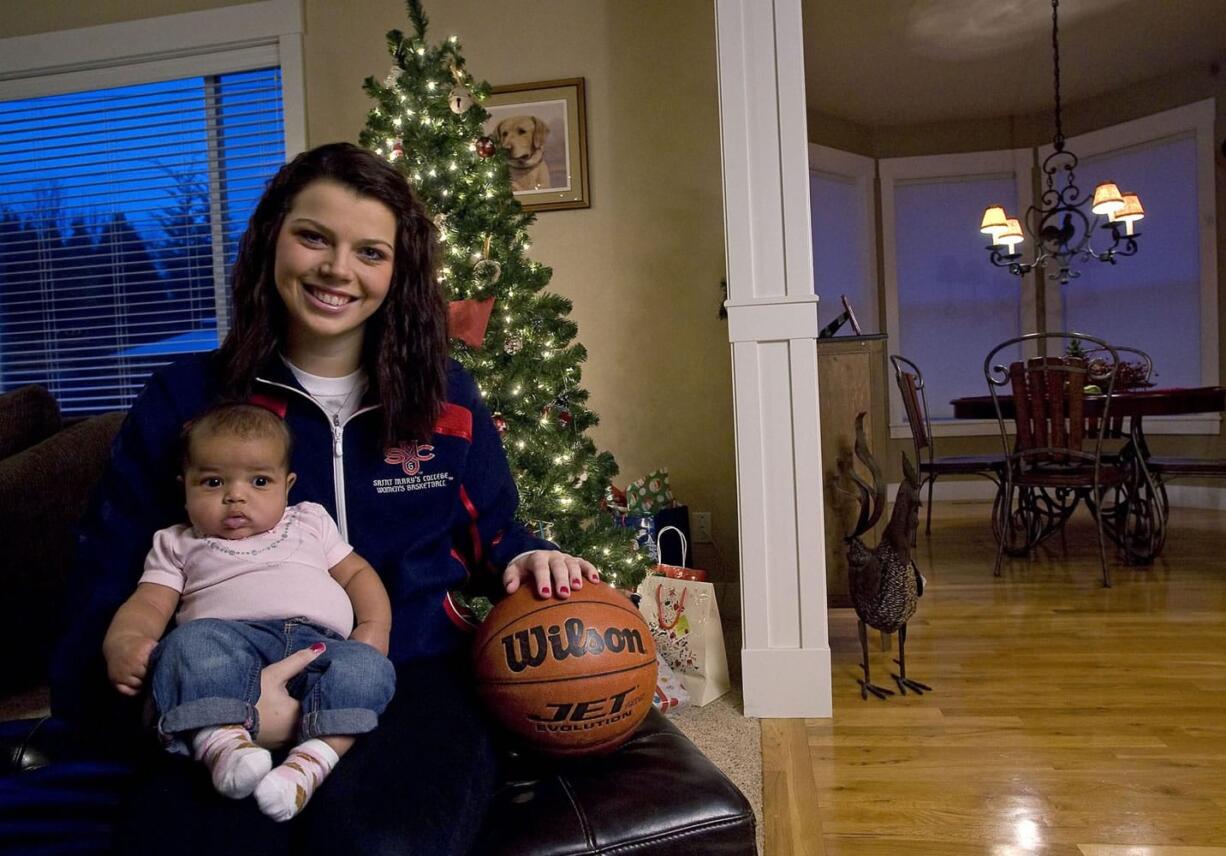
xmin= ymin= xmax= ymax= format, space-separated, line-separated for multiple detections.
xmin=495 ymin=115 xmax=552 ymax=191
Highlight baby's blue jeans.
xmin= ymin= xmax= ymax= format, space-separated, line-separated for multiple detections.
xmin=148 ymin=617 xmax=396 ymax=756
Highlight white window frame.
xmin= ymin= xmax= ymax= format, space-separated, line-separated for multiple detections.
xmin=0 ymin=0 xmax=305 ymax=150
xmin=880 ymin=148 xmax=1035 ymax=438
xmin=1042 ymin=98 xmax=1219 ymax=435
xmin=0 ymin=0 xmax=305 ymax=348
xmin=807 ymin=143 xmax=878 ymax=329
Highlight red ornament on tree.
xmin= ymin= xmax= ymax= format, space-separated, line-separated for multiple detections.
xmin=493 ymin=412 xmax=507 ymax=435
xmin=475 ymin=136 xmax=496 ymax=158
xmin=557 ymin=407 xmax=573 ymax=427
xmin=389 ymin=141 xmax=405 ymax=161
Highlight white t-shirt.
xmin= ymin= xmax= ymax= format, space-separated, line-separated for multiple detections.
xmin=139 ymin=501 xmax=356 ymax=637
xmin=283 ymin=357 xmax=367 ymax=424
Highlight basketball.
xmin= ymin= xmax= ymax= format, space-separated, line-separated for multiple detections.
xmin=472 ymin=581 xmax=658 ymax=757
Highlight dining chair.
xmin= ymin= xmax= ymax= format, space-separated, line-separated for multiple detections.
xmin=1058 ymin=345 xmax=1152 ymax=468
xmin=1087 ymin=344 xmax=1226 ymax=495
xmin=984 ymin=332 xmax=1126 ymax=587
xmin=1146 ymin=455 xmax=1226 ymax=490
xmin=1081 ymin=345 xmax=1155 ymax=444
xmin=1145 ymin=447 xmax=1226 ymax=506
xmin=1084 ymin=345 xmax=1154 ymax=386
xmin=889 ymin=354 xmax=1005 ymax=534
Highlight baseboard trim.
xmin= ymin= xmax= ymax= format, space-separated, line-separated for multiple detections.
xmin=741 ymin=647 xmax=832 ymax=718
xmin=887 ymin=479 xmax=1226 ymax=509
xmin=1165 ymin=483 xmax=1226 ymax=510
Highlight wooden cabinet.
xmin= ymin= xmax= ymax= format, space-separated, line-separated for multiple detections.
xmin=817 ymin=334 xmax=888 ymax=607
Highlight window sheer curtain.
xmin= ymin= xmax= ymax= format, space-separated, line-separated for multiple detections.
xmin=1058 ymin=135 xmax=1202 ymax=389
xmin=879 ymin=149 xmax=1034 ymax=430
xmin=809 ymin=163 xmax=876 ymax=331
xmin=892 ymin=174 xmax=1025 ymax=420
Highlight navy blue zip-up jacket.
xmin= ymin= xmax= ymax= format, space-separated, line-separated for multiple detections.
xmin=50 ymin=352 xmax=554 ymax=730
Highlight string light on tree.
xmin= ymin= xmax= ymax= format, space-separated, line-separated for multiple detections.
xmin=358 ymin=0 xmax=652 ymax=605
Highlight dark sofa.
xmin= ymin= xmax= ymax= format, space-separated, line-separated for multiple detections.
xmin=0 ymin=385 xmax=756 ymax=855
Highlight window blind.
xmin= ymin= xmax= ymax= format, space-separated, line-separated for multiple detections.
xmin=0 ymin=67 xmax=285 ymax=415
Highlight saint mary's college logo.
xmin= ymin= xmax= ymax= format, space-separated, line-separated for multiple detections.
xmin=374 ymin=443 xmax=451 ymax=494
xmin=384 ymin=442 xmax=435 ymax=476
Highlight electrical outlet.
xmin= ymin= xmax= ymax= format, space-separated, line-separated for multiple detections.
xmin=692 ymin=511 xmax=712 ymax=543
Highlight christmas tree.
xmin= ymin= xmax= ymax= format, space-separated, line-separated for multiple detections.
xmin=359 ymin=1 xmax=652 ymax=603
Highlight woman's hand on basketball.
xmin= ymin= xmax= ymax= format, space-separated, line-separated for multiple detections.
xmin=503 ymin=550 xmax=600 ymax=599
xmin=252 ymin=645 xmax=325 ymax=749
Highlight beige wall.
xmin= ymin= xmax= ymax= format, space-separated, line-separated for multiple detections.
xmin=0 ymin=0 xmax=251 ymax=35
xmin=808 ymin=62 xmax=1226 ymax=474
xmin=2 ymin=1 xmax=739 ymax=583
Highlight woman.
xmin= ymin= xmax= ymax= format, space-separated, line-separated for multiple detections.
xmin=51 ymin=142 xmax=599 ymax=854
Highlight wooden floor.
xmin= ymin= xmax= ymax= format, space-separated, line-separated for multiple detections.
xmin=762 ymin=501 xmax=1226 ymax=856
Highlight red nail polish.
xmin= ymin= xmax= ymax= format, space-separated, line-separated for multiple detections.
xmin=310 ymin=642 xmax=326 ymax=653
xmin=571 ymin=579 xmax=581 ymax=586
xmin=559 ymin=586 xmax=570 ymax=595
xmin=540 ymin=586 xmax=551 ymax=597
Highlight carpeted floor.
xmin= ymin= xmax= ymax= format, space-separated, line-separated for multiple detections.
xmin=666 ymin=616 xmax=762 ymax=854
xmin=0 ymin=684 xmax=49 ymax=721
xmin=671 ymin=688 xmax=763 ymax=853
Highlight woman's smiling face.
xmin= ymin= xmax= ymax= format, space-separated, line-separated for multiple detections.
xmin=273 ymin=179 xmax=398 ymax=368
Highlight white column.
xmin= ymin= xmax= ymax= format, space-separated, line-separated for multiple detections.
xmin=715 ymin=0 xmax=830 ymax=717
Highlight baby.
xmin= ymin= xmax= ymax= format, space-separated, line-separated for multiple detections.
xmin=103 ymin=402 xmax=395 ymax=821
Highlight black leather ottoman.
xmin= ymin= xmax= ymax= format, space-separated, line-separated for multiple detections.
xmin=1 ymin=711 xmax=756 ymax=855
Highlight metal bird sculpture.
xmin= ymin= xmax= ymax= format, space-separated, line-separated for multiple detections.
xmin=844 ymin=412 xmax=931 ymax=700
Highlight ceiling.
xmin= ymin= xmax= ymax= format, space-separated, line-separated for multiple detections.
xmin=802 ymin=0 xmax=1226 ymax=127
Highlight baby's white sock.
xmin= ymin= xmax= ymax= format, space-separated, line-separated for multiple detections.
xmin=192 ymin=725 xmax=272 ymax=799
xmin=254 ymin=738 xmax=339 ymax=822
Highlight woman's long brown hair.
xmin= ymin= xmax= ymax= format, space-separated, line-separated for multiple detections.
xmin=217 ymin=143 xmax=448 ymax=444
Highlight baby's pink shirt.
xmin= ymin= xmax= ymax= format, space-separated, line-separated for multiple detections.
xmin=139 ymin=501 xmax=356 ymax=637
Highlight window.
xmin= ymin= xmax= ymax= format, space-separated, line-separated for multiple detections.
xmin=808 ymin=144 xmax=876 ymax=332
xmin=0 ymin=72 xmax=285 ymax=413
xmin=0 ymin=1 xmax=304 ymax=415
xmin=880 ymin=150 xmax=1033 ymax=431
xmin=868 ymin=101 xmax=1218 ymax=437
xmin=1048 ymin=100 xmax=1218 ymax=431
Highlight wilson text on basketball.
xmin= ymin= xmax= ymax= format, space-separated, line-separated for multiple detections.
xmin=500 ymin=617 xmax=646 ymax=673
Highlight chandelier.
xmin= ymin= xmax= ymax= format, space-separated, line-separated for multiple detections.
xmin=978 ymin=0 xmax=1145 ymax=285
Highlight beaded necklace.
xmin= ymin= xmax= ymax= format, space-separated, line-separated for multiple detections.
xmin=198 ymin=505 xmax=300 ymax=558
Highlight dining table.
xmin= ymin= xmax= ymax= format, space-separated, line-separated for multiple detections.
xmin=950 ymin=385 xmax=1226 ymax=564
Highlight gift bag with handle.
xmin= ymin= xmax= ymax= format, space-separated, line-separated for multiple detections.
xmin=636 ymin=526 xmax=730 ymax=706
xmin=653 ymin=526 xmax=706 ymax=581
xmin=611 ymin=505 xmax=691 ymax=566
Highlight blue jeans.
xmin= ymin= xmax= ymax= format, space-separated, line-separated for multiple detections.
xmin=149 ymin=618 xmax=396 ymax=756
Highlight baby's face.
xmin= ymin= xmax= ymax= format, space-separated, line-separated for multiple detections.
xmin=183 ymin=432 xmax=296 ymax=540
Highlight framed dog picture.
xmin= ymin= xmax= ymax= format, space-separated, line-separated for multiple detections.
xmin=484 ymin=78 xmax=589 ymax=212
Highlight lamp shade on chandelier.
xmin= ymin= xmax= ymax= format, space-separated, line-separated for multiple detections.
xmin=980 ymin=0 xmax=1146 ymax=284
